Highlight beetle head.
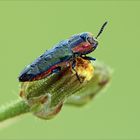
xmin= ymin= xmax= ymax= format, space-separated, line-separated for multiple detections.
xmin=71 ymin=21 xmax=107 ymax=56
xmin=70 ymin=32 xmax=98 ymax=55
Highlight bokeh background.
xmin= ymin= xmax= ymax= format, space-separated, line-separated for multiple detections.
xmin=0 ymin=1 xmax=140 ymax=139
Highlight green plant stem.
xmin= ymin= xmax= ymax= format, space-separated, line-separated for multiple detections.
xmin=0 ymin=100 xmax=30 ymax=122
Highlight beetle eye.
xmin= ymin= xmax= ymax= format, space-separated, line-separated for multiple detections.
xmin=80 ymin=36 xmax=86 ymax=42
xmin=87 ymin=37 xmax=94 ymax=44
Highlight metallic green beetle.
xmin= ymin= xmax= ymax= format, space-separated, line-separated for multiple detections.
xmin=19 ymin=22 xmax=107 ymax=82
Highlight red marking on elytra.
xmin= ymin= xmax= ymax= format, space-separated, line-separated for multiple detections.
xmin=72 ymin=42 xmax=92 ymax=53
xmin=32 ymin=61 xmax=71 ymax=81
xmin=32 ymin=65 xmax=57 ymax=81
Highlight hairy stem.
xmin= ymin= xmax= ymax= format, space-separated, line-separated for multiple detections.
xmin=0 ymin=100 xmax=30 ymax=122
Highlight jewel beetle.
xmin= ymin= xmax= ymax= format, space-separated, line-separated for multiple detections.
xmin=19 ymin=21 xmax=107 ymax=82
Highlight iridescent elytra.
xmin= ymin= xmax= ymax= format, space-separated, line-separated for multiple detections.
xmin=19 ymin=22 xmax=107 ymax=82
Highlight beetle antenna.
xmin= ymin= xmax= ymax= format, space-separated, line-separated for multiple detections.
xmin=96 ymin=21 xmax=108 ymax=39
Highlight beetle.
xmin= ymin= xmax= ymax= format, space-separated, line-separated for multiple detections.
xmin=19 ymin=21 xmax=107 ymax=82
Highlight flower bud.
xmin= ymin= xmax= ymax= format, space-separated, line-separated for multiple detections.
xmin=20 ymin=57 xmax=94 ymax=119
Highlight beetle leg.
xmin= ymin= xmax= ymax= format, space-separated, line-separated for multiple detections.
xmin=82 ymin=56 xmax=96 ymax=61
xmin=72 ymin=60 xmax=82 ymax=83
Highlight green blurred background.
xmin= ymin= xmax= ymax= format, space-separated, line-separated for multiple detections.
xmin=0 ymin=1 xmax=139 ymax=139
